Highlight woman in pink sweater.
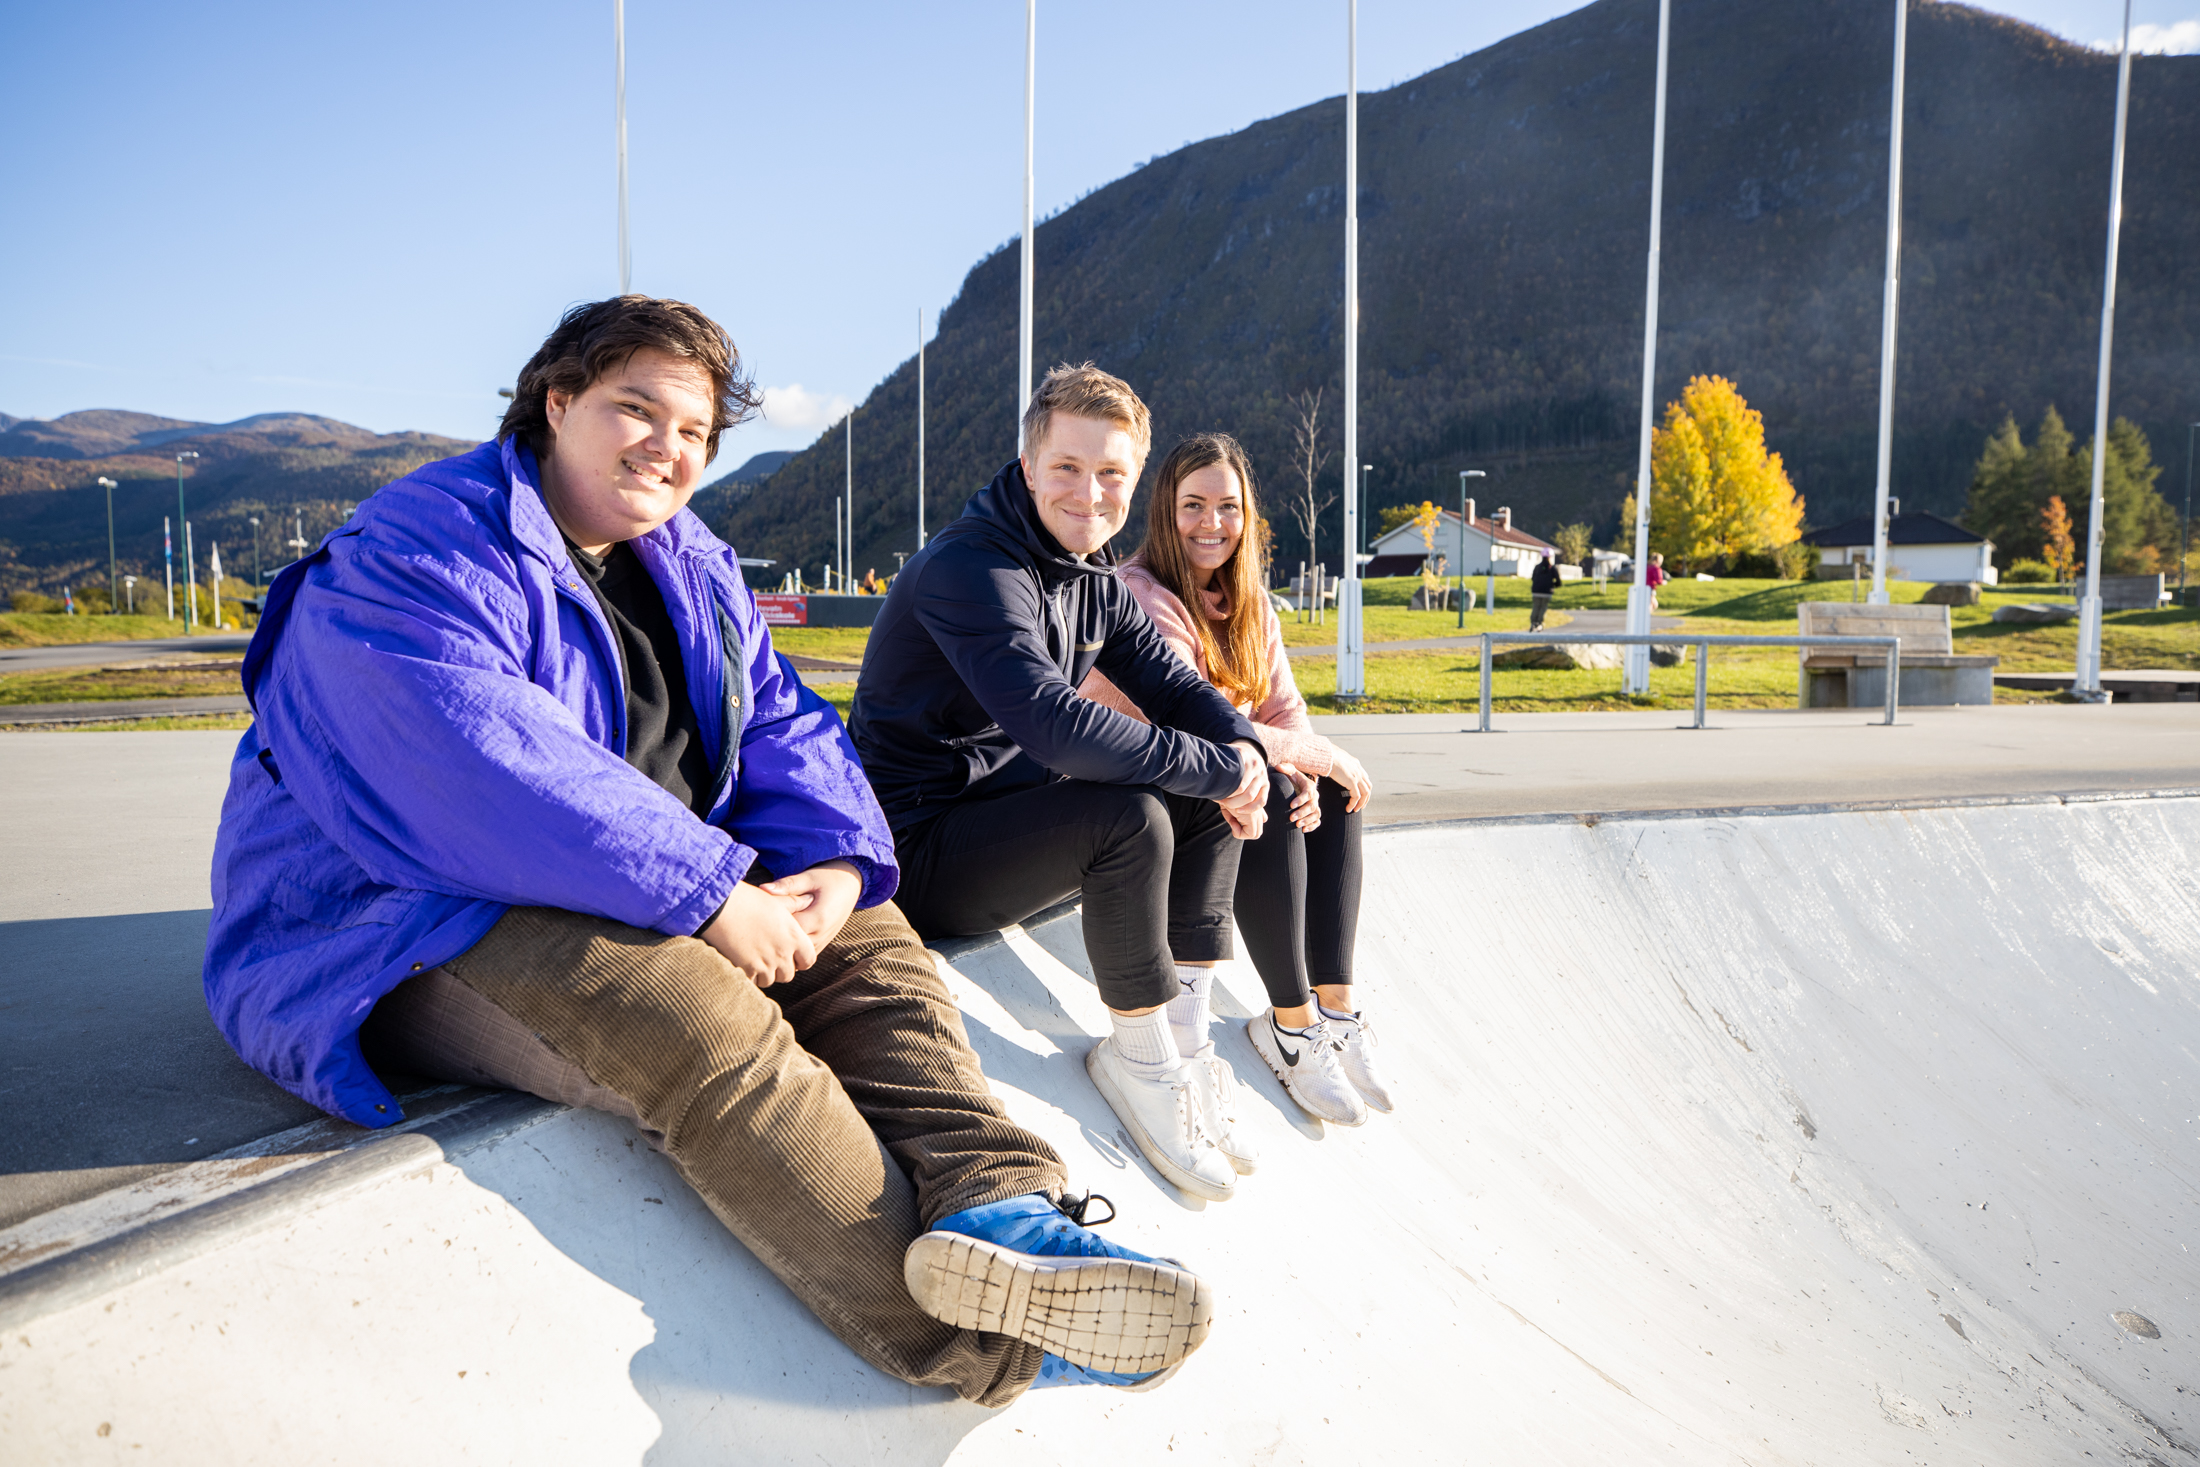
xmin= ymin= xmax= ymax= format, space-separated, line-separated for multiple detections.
xmin=1082 ymin=434 xmax=1393 ymax=1140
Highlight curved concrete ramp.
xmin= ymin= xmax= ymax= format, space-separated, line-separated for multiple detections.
xmin=4 ymin=794 xmax=2196 ymax=1463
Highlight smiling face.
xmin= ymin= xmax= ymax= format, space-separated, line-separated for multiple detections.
xmin=1020 ymin=412 xmax=1144 ymax=555
xmin=1174 ymin=463 xmax=1245 ymax=580
xmin=538 ymin=347 xmax=715 ymax=552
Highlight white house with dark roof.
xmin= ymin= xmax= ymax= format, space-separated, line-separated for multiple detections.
xmin=1364 ymin=501 xmax=1557 ymax=578
xmin=1800 ymin=504 xmax=1997 ymax=585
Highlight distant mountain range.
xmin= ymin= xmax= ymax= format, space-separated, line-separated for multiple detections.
xmin=0 ymin=411 xmax=475 ymax=593
xmin=0 ymin=419 xmax=798 ymax=594
xmin=724 ymin=0 xmax=2200 ymax=580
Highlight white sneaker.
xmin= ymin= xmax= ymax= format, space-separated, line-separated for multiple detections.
xmin=1326 ymin=1010 xmax=1396 ymax=1113
xmin=1189 ymin=1050 xmax=1258 ymax=1175
xmin=1086 ymin=1041 xmax=1237 ymax=1202
xmin=1246 ymin=1011 xmax=1367 ymax=1127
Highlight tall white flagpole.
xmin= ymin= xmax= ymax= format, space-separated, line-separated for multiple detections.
xmin=1868 ymin=0 xmax=1910 ymax=606
xmin=1622 ymin=0 xmax=1673 ymax=695
xmin=1018 ymin=0 xmax=1036 ymax=448
xmin=1337 ymin=0 xmax=1365 ymax=698
xmin=845 ymin=412 xmax=854 ymax=589
xmin=614 ymin=0 xmax=630 ymax=294
xmin=918 ymin=309 xmax=928 ymax=548
xmin=2076 ymin=0 xmax=2133 ymax=700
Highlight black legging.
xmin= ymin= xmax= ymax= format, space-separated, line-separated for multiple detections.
xmin=1233 ymin=770 xmax=1363 ymax=1009
xmin=892 ymin=779 xmax=1242 ymax=1012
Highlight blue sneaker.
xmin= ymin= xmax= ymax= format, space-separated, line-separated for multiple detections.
xmin=1029 ymin=1350 xmax=1185 ymax=1392
xmin=904 ymin=1192 xmax=1212 ymax=1382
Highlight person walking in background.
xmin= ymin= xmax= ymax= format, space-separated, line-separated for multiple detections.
xmin=852 ymin=365 xmax=1273 ymax=1218
xmin=1081 ymin=433 xmax=1392 ymax=1136
xmin=860 ymin=566 xmax=882 ymax=595
xmin=1646 ymin=551 xmax=1668 ymax=611
xmin=1529 ymin=551 xmax=1560 ymax=631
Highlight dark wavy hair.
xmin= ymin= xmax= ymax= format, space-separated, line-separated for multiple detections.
xmin=498 ymin=295 xmax=762 ymax=464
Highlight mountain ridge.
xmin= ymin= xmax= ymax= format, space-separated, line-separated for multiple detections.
xmin=722 ymin=0 xmax=2199 ymax=581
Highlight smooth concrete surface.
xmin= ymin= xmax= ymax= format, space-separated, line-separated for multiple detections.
xmin=0 ymin=732 xmax=322 ymax=1228
xmin=0 ymin=635 xmax=252 ymax=672
xmin=4 ymin=797 xmax=2196 ymax=1462
xmin=1318 ymin=703 xmax=2200 ymax=825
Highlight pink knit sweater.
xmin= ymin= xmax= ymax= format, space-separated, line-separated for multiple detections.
xmin=1079 ymin=556 xmax=1337 ymax=777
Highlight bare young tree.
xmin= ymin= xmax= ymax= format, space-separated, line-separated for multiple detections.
xmin=1285 ymin=387 xmax=1335 ymax=573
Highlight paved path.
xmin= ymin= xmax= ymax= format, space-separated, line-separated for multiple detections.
xmin=1 ymin=696 xmax=249 ymax=726
xmin=1320 ymin=702 xmax=2200 ymax=824
xmin=0 ymin=634 xmax=252 ymax=673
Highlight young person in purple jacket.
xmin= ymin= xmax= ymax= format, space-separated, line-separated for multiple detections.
xmin=203 ymin=298 xmax=1214 ymax=1401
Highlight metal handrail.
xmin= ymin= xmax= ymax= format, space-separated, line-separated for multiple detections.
xmin=1474 ymin=632 xmax=1901 ymax=731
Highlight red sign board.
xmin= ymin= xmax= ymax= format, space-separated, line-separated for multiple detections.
xmin=755 ymin=594 xmax=808 ymax=627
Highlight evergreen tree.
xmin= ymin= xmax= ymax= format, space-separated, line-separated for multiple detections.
xmin=1962 ymin=415 xmax=2031 ymax=558
xmin=1963 ymin=406 xmax=2085 ymax=564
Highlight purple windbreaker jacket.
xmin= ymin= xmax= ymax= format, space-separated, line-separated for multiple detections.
xmin=204 ymin=437 xmax=897 ymax=1128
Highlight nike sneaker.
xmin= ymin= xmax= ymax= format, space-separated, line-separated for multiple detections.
xmin=1190 ymin=1051 xmax=1258 ymax=1175
xmin=908 ymin=1191 xmax=1214 ymax=1383
xmin=1086 ymin=1040 xmax=1238 ymax=1202
xmin=1326 ymin=1008 xmax=1396 ymax=1113
xmin=1246 ymin=1010 xmax=1367 ymax=1127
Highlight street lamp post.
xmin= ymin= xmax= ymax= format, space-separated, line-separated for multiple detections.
xmin=175 ymin=451 xmax=199 ymax=631
xmin=2075 ymin=0 xmax=2134 ymax=701
xmin=97 ymin=476 xmax=119 ymax=613
xmin=248 ymin=516 xmax=262 ymax=598
xmin=1457 ymin=470 xmax=1486 ymax=628
xmin=1360 ymin=464 xmax=1374 ymax=557
xmin=123 ymin=575 xmax=137 ymax=615
xmin=1623 ymin=0 xmax=1674 ymax=695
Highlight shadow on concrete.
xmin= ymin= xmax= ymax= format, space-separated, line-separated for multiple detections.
xmin=440 ymin=1106 xmax=997 ymax=1465
xmin=0 ymin=909 xmax=323 ymax=1227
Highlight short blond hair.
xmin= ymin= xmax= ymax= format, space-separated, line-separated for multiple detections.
xmin=1021 ymin=362 xmax=1152 ymax=460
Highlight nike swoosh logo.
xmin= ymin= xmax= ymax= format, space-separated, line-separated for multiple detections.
xmin=1273 ymin=1028 xmax=1301 ymax=1067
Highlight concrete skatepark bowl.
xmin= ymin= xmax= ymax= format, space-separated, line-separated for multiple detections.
xmin=1 ymin=719 xmax=2195 ymax=1463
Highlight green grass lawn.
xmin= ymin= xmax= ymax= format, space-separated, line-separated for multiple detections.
xmin=0 ymin=612 xmax=252 ymax=648
xmin=0 ymin=660 xmax=243 ymax=706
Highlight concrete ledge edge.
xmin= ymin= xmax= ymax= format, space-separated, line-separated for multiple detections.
xmin=0 ymin=1089 xmax=557 ymax=1332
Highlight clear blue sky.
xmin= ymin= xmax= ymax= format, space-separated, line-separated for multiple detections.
xmin=2 ymin=0 xmax=2187 ymax=467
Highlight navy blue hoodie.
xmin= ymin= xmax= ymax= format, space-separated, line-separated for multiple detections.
xmin=852 ymin=459 xmax=1262 ymax=833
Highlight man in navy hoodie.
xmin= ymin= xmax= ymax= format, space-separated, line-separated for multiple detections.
xmin=853 ymin=364 xmax=1270 ymax=1207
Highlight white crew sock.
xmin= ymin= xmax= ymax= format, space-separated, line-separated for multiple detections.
xmin=1166 ymin=966 xmax=1216 ymax=1058
xmin=1108 ymin=1006 xmax=1182 ymax=1081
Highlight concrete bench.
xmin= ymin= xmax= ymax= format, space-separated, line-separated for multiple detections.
xmin=1797 ymin=602 xmax=1997 ymax=708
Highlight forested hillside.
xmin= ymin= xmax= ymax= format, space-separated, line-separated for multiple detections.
xmin=726 ymin=0 xmax=2199 ymax=581
xmin=0 ymin=412 xmax=475 ymax=593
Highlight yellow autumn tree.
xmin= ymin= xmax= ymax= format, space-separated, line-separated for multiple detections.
xmin=1625 ymin=375 xmax=1803 ymax=572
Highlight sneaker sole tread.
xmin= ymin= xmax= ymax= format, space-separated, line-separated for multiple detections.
xmin=903 ymin=1234 xmax=1213 ymax=1375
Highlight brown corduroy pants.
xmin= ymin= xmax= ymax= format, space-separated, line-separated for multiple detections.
xmin=361 ymin=901 xmax=1067 ymax=1407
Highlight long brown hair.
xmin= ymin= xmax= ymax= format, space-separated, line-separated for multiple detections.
xmin=1136 ymin=434 xmax=1269 ymax=707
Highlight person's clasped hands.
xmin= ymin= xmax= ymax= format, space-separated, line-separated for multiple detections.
xmin=701 ymin=859 xmax=863 ymax=987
